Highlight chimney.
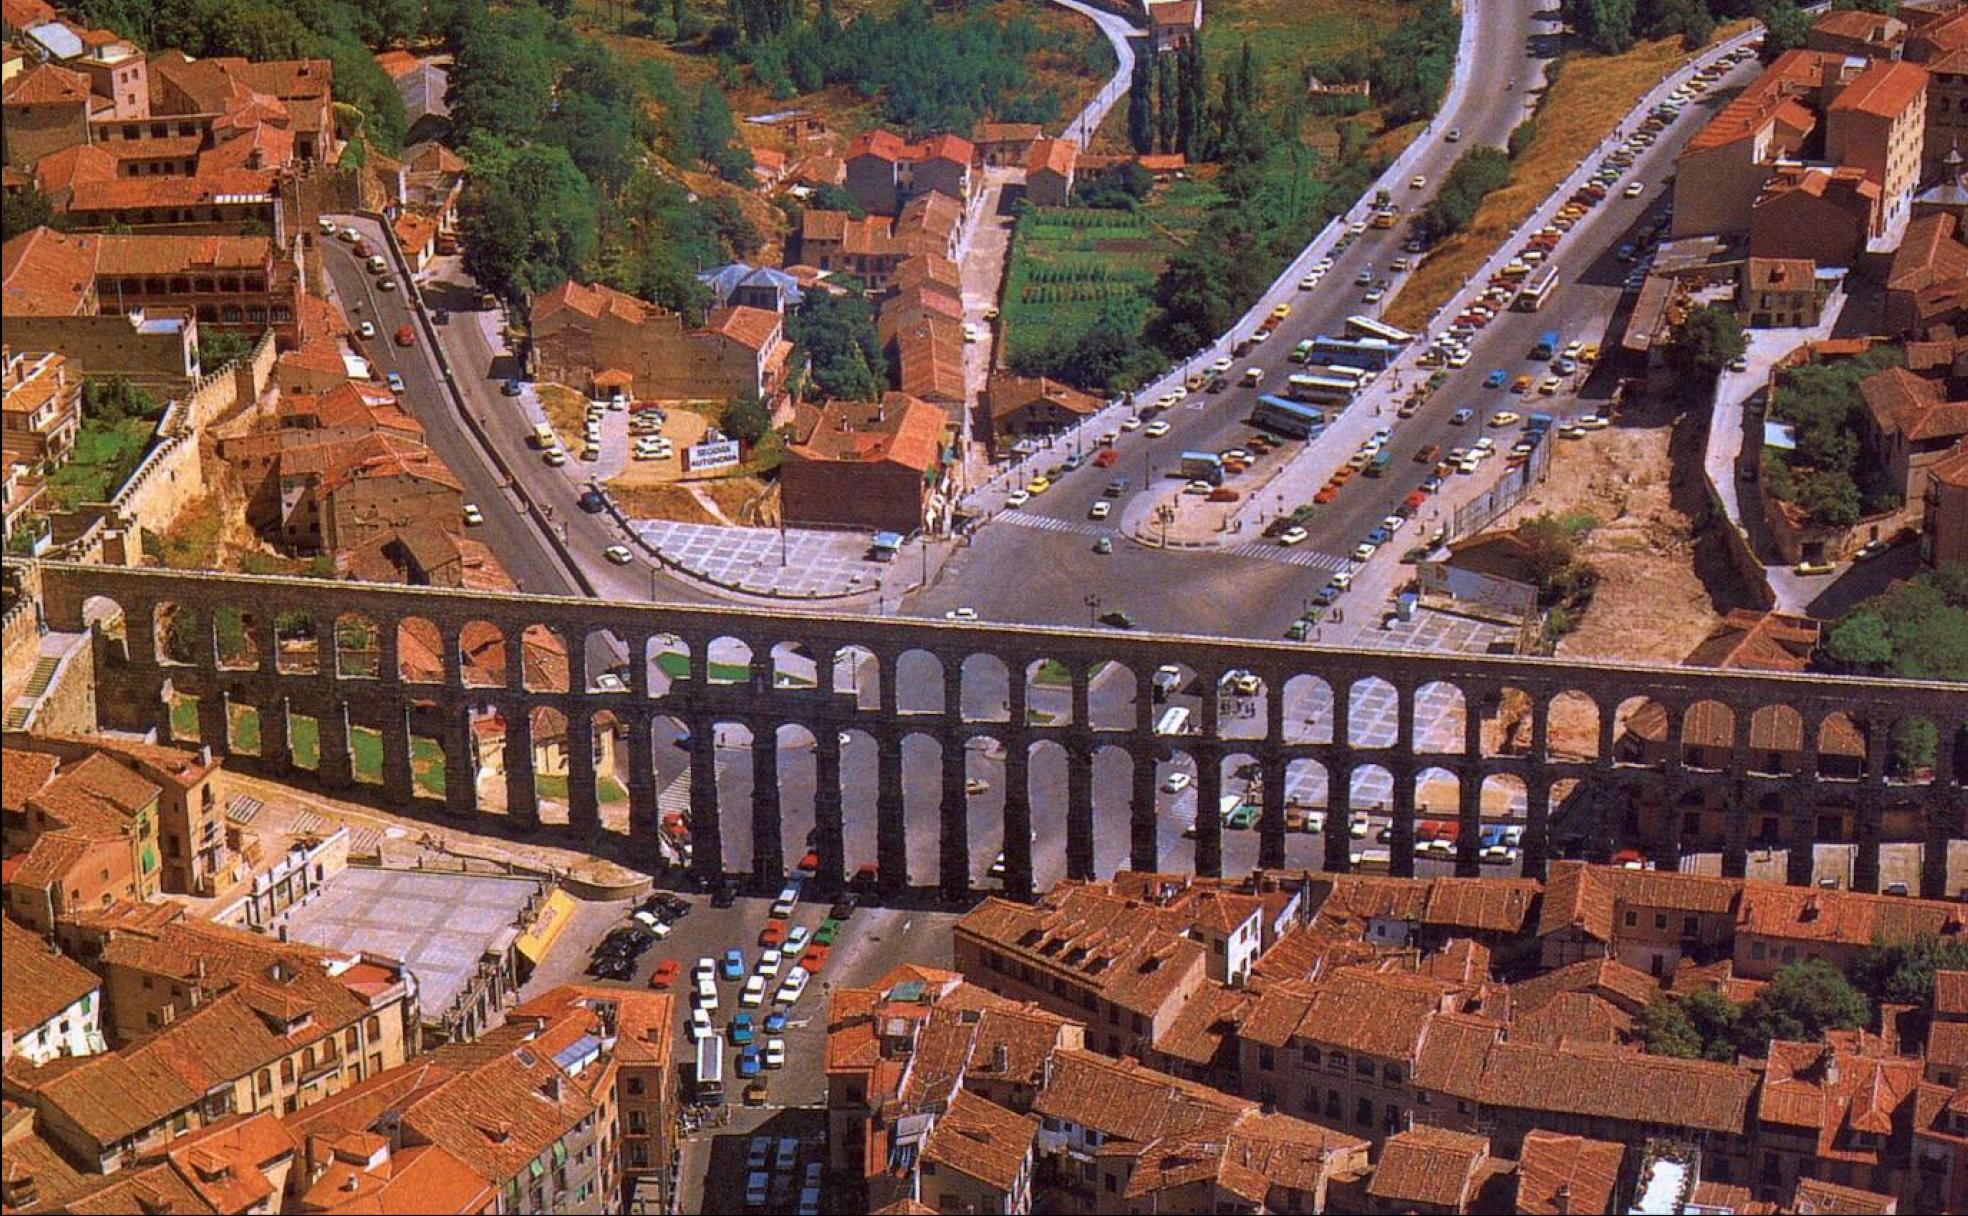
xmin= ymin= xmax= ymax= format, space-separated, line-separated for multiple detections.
xmin=340 ymin=1175 xmax=359 ymax=1192
xmin=993 ymin=1043 xmax=1009 ymax=1072
xmin=1553 ymin=1183 xmax=1571 ymax=1215
xmin=1801 ymin=896 xmax=1821 ymax=922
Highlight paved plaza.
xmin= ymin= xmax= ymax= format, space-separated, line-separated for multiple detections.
xmin=632 ymin=519 xmax=897 ymax=599
xmin=279 ymin=867 xmax=545 ymax=1018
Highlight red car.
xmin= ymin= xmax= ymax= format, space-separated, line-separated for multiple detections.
xmin=1313 ymin=485 xmax=1338 ymax=505
xmin=648 ymin=959 xmax=679 ymax=989
xmin=797 ymin=851 xmax=820 ymax=875
xmin=394 ymin=324 xmax=415 ymax=347
xmin=1092 ymin=449 xmax=1118 ymax=468
xmin=759 ymin=919 xmax=788 ymax=949
xmin=799 ymin=946 xmax=829 ymax=974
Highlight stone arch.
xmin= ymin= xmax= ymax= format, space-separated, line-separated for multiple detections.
xmin=712 ymin=721 xmax=756 ymax=874
xmin=396 ymin=617 xmax=442 ymax=684
xmin=1090 ymin=742 xmax=1134 ymax=879
xmin=1480 ymin=771 xmax=1528 ymax=820
xmin=1155 ymin=743 xmax=1201 ymax=870
xmin=1282 ymin=674 xmax=1334 ymax=745
xmin=1678 ymin=699 xmax=1735 ymax=771
xmin=645 ymin=633 xmax=689 ymax=697
xmin=1346 ymin=676 xmax=1399 ymax=749
xmin=1027 ymin=737 xmax=1071 ymax=885
xmin=1283 ymin=757 xmax=1329 ymax=865
xmin=1414 ymin=680 xmax=1466 ymax=754
xmin=1218 ymin=671 xmax=1269 ymax=742
xmin=332 ymin=611 xmax=381 ymax=680
xmin=1218 ymin=749 xmax=1264 ymax=853
xmin=895 ymin=649 xmax=945 ymax=715
xmin=961 ymin=732 xmax=1010 ymax=885
xmin=1478 ymin=772 xmax=1528 ymax=866
xmin=582 ymin=628 xmax=631 ymax=694
xmin=959 ymin=653 xmax=1011 ymax=723
xmin=457 ymin=621 xmax=504 ymax=689
xmin=1611 ymin=694 xmax=1661 ymax=766
xmin=704 ymin=636 xmax=752 ymax=687
xmin=769 ymin=641 xmax=818 ymax=692
xmin=1482 ymin=684 xmax=1536 ymax=759
xmin=1415 ymin=765 xmax=1461 ymax=821
xmin=82 ymin=594 xmax=128 ymax=662
xmin=519 ymin=624 xmax=571 ymax=694
xmin=587 ymin=708 xmax=626 ymax=811
xmin=1548 ymin=689 xmax=1601 ymax=763
xmin=1087 ymin=663 xmax=1138 ymax=734
xmin=1023 ymin=658 xmax=1075 ymax=728
xmin=774 ymin=723 xmax=819 ymax=876
xmin=900 ymin=731 xmax=944 ymax=885
xmin=838 ymin=727 xmax=880 ymax=877
xmin=212 ymin=605 xmax=260 ymax=671
xmin=1888 ymin=713 xmax=1940 ymax=784
xmin=1817 ymin=711 xmax=1868 ymax=780
xmin=153 ymin=599 xmax=199 ymax=667
xmin=1746 ymin=702 xmax=1804 ymax=776
xmin=833 ymin=644 xmax=880 ymax=711
xmin=528 ymin=704 xmax=569 ymax=811
xmin=1349 ymin=762 xmax=1395 ymax=860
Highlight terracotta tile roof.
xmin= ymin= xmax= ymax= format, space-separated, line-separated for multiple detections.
xmin=1535 ymin=862 xmax=1618 ymax=942
xmin=972 ymin=121 xmax=1042 ymax=143
xmin=1411 ymin=1010 xmax=1504 ymax=1099
xmin=1 ymin=226 xmax=99 ymax=315
xmin=1928 ymin=1020 xmax=1968 ymax=1070
xmin=1422 ymin=878 xmax=1539 ymax=935
xmin=6 ymin=830 xmax=97 ymax=889
xmin=1148 ymin=0 xmax=1202 ymax=26
xmin=1222 ymin=1110 xmax=1369 ymax=1197
xmin=1669 ymin=957 xmax=1768 ymax=1006
xmin=1239 ymin=979 xmax=1319 ymax=1048
xmin=967 ymin=1004 xmax=1075 ymax=1088
xmin=898 ymin=191 xmax=963 ymax=243
xmin=162 ymin=1111 xmax=298 ymax=1214
xmin=845 ymin=128 xmax=910 ymax=163
xmin=889 ymin=252 xmax=962 ymax=296
xmin=916 ymin=132 xmax=974 ymax=166
xmin=1828 ymin=59 xmax=1929 ymax=119
xmin=531 ymin=278 xmax=666 ymax=327
xmin=0 ymin=1118 xmax=88 ymax=1211
xmin=1314 ymin=874 xmax=1433 ymax=930
xmin=1150 ymin=983 xmax=1252 ymax=1068
xmin=1791 ymin=1177 xmax=1899 ymax=1215
xmin=1890 ymin=214 xmax=1968 ymax=293
xmin=3 ymin=1045 xmax=204 ymax=1146
xmin=1683 ymin=50 xmax=1840 ymax=154
xmin=788 ymin=393 xmax=945 ymax=472
xmin=1 ymin=747 xmax=59 ymax=812
xmin=920 ymin=1089 xmax=1036 ymax=1192
xmin=58 ymin=1159 xmax=219 ymax=1216
xmin=893 ymin=317 xmax=965 ymax=402
xmin=1295 ymin=967 xmax=1466 ymax=1064
xmin=1032 ymin=1048 xmax=1246 ymax=1146
xmin=1737 ymin=884 xmax=1967 ymax=947
xmin=1514 ymin=1130 xmax=1625 ymax=1216
xmin=1915 ymin=1079 xmax=1968 ymax=1144
xmin=987 ymin=373 xmax=1102 ymax=424
xmin=1026 ymin=137 xmax=1077 ymax=178
xmin=1683 ymin=608 xmax=1820 ymax=671
xmin=1 ymin=916 xmax=99 ymax=1037
xmin=1476 ymin=1040 xmax=1756 ymax=1134
xmin=704 ymin=304 xmax=780 ymax=352
xmin=954 ymin=886 xmax=1210 ymax=1020
xmin=1368 ymin=1124 xmax=1490 ymax=1210
xmin=1761 ymin=1032 xmax=1923 ymax=1163
xmin=1937 ymin=970 xmax=1968 ymax=1018
xmin=1511 ymin=957 xmax=1659 ymax=1020
xmin=372 ymin=49 xmax=421 ymax=79
xmin=1510 ymin=990 xmax=1636 ymax=1047
xmin=1 ymin=62 xmax=90 ymax=106
xmin=93 ymin=233 xmax=277 ymax=277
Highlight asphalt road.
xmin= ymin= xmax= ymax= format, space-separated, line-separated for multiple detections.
xmin=908 ymin=14 xmax=1758 ymax=640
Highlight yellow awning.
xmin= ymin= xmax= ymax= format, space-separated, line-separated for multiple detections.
xmin=515 ymin=889 xmax=576 ymax=964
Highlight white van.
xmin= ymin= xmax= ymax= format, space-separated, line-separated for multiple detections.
xmin=1154 ymin=706 xmax=1192 ymax=736
xmin=529 ymin=422 xmax=556 ymax=449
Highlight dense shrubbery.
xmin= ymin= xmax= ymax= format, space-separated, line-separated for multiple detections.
xmin=1305 ymin=0 xmax=1459 ymax=128
xmin=1763 ymin=345 xmax=1901 ymax=526
xmin=1417 ymin=147 xmax=1512 ymax=242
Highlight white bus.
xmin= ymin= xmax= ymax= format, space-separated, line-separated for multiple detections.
xmin=694 ymin=1036 xmax=725 ymax=1105
xmin=1303 ymin=364 xmax=1373 ymax=389
xmin=1285 ymin=374 xmax=1358 ymax=406
xmin=1154 ymin=706 xmax=1192 ymax=736
xmin=1515 ymin=264 xmax=1559 ymax=312
xmin=1345 ymin=314 xmax=1415 ymax=345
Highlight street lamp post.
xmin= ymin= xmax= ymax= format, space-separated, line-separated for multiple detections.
xmin=1083 ymin=594 xmax=1101 ymax=627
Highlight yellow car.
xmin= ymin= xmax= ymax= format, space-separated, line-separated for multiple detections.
xmin=1581 ymin=342 xmax=1601 ymax=365
xmin=1538 ymin=376 xmax=1561 ymax=396
xmin=1511 ymin=374 xmax=1534 ymax=394
xmin=1271 ymin=302 xmax=1292 ymax=321
xmin=1025 ymin=476 xmax=1051 ymax=495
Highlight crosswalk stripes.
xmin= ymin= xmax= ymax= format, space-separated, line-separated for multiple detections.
xmin=993 ymin=512 xmax=1105 ymax=538
xmin=293 ymin=809 xmax=327 ymax=835
xmin=1222 ymin=542 xmax=1350 ymax=571
xmin=226 ymin=794 xmax=264 ymax=825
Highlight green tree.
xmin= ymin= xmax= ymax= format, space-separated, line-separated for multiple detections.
xmin=1637 ymin=998 xmax=1705 ymax=1059
xmin=196 ymin=328 xmax=258 ymax=372
xmin=1757 ymin=0 xmax=1813 ymax=58
xmin=82 ymin=377 xmax=159 ymax=424
xmin=1846 ymin=936 xmax=1968 ymax=1009
xmin=786 ymin=290 xmax=884 ymax=401
xmin=1735 ymin=959 xmax=1870 ymax=1054
xmin=719 ymin=392 xmax=773 ymax=445
xmin=1569 ymin=0 xmax=1638 ymax=53
xmin=1 ymin=185 xmax=56 ymax=242
xmin=1156 ymin=53 xmax=1177 ymax=154
xmin=1825 ymin=609 xmax=1894 ymax=672
xmin=1127 ymin=46 xmax=1155 ymax=155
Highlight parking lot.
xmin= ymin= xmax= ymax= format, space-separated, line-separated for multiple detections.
xmin=566 ymin=872 xmax=963 ymax=1213
xmin=630 ymin=519 xmax=895 ymax=599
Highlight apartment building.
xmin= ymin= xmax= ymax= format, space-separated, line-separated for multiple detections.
xmin=0 ymin=348 xmax=82 ymax=471
xmin=843 ymin=129 xmax=973 ymax=215
xmin=1 ymin=916 xmax=103 ymax=1065
xmin=1 ymin=746 xmax=163 ymax=933
xmin=780 ymin=394 xmax=947 ymax=534
xmin=527 ymin=278 xmax=791 ymax=403
xmin=1825 ymin=60 xmax=1930 ymax=235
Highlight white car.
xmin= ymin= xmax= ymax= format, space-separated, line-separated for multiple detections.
xmin=1410 ymin=175 xmax=1427 ymax=189
xmin=366 ymin=254 xmax=387 ymax=273
xmin=943 ymin=607 xmax=979 ymax=622
xmin=1279 ymin=526 xmax=1307 ymax=547
xmin=357 ymin=321 xmax=376 ymax=340
xmin=776 ymin=966 xmax=811 ymax=1005
xmin=764 ymin=1038 xmax=786 ymax=1069
xmin=1119 ymin=416 xmax=1143 ymax=432
xmin=963 ymin=322 xmax=981 ymax=343
xmin=756 ymin=949 xmax=783 ymax=979
xmin=1210 ymin=356 xmax=1233 ymax=374
xmin=1352 ymin=541 xmax=1377 ymax=562
xmin=378 ymin=278 xmax=397 ymax=292
xmin=690 ymin=1008 xmax=714 ymax=1041
xmin=603 ymin=544 xmax=632 ymax=565
xmin=318 ymin=216 xmax=339 ymax=234
xmin=741 ymin=975 xmax=766 ymax=1007
xmin=1624 ymin=180 xmax=1645 ymax=198
xmin=543 ymin=447 xmax=567 ymax=467
xmin=1005 ymin=489 xmax=1031 ymax=508
xmin=462 ymin=503 xmax=484 ymax=527
xmin=1089 ymin=501 xmax=1111 ymax=521
xmin=1446 ymin=127 xmax=1462 ymax=142
xmin=340 ymin=225 xmax=360 ymax=242
xmin=1162 ymin=771 xmax=1193 ymax=794
xmin=695 ymin=957 xmax=716 ymax=983
xmin=1330 ymin=570 xmax=1353 ymax=592
xmin=784 ymin=925 xmax=811 ymax=954
xmin=1144 ymin=420 xmax=1171 ymax=438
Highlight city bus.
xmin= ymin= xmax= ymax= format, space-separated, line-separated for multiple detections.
xmin=1180 ymin=451 xmax=1226 ymax=486
xmin=1309 ymin=335 xmax=1401 ymax=371
xmin=1515 ymin=264 xmax=1560 ymax=312
xmin=1345 ymin=314 xmax=1415 ymax=344
xmin=1155 ymin=706 xmax=1192 ymax=736
xmin=695 ymin=1036 xmax=725 ymax=1105
xmin=1252 ymin=395 xmax=1326 ymax=439
xmin=1285 ymin=374 xmax=1359 ymax=406
xmin=1304 ymin=364 xmax=1374 ymax=389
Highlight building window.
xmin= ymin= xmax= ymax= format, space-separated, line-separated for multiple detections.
xmin=1355 ymin=1098 xmax=1372 ymax=1126
xmin=1623 ymin=911 xmax=1637 ymax=928
xmin=627 ymin=1076 xmax=644 ymax=1096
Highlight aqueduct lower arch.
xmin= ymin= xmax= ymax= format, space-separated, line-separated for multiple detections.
xmin=20 ymin=561 xmax=1966 ymax=900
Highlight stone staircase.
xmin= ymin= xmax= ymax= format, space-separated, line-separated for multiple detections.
xmin=4 ymin=654 xmax=63 ymax=730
